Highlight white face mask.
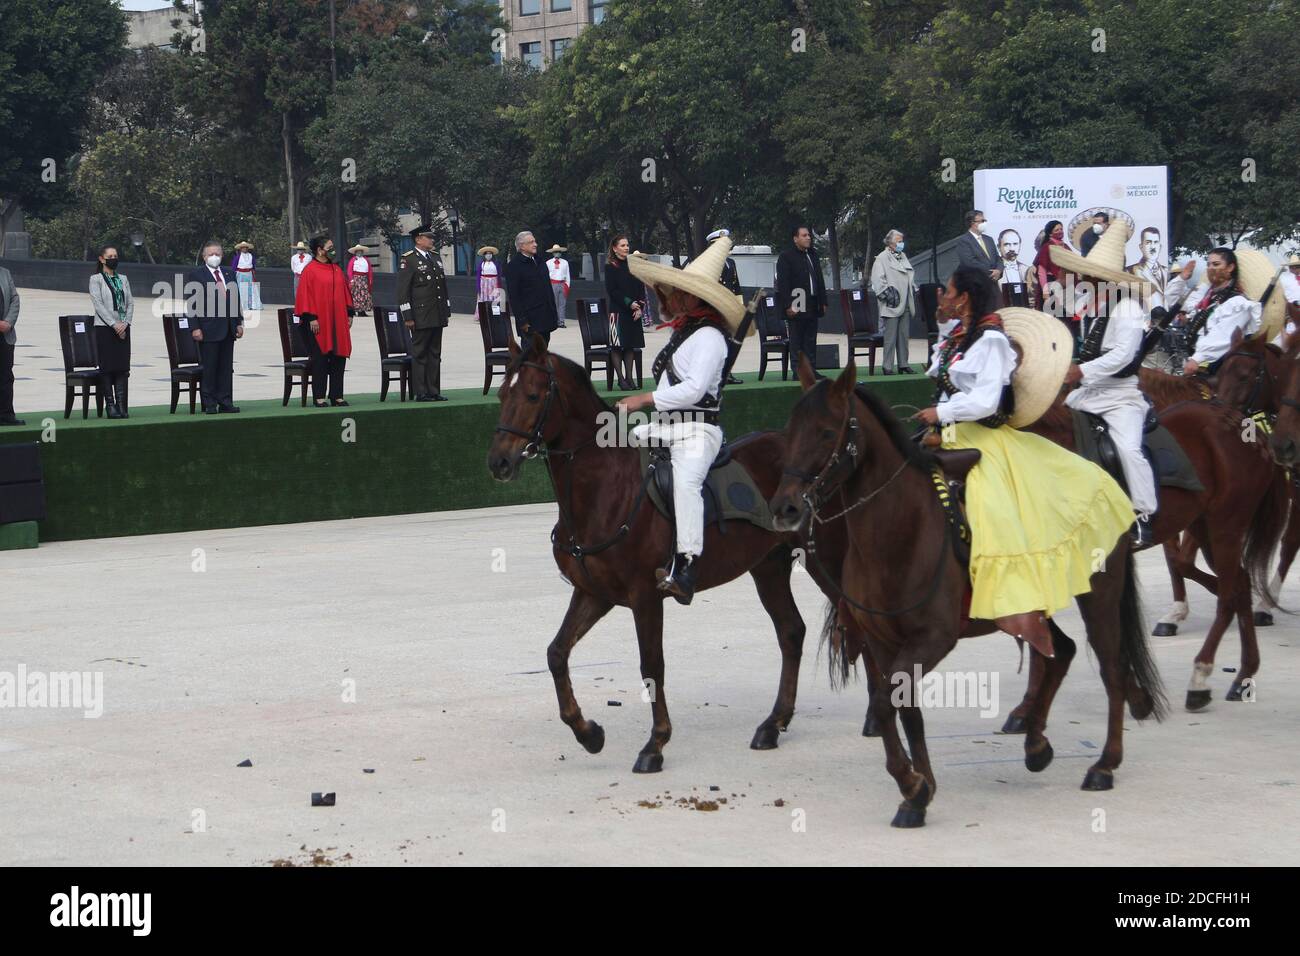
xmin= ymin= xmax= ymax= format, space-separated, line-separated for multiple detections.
xmin=977 ymin=222 xmax=989 ymax=235
xmin=205 ymin=254 xmax=221 ymax=269
xmin=896 ymin=241 xmax=905 ymax=252
xmin=1093 ymin=223 xmax=1104 ymax=234
xmin=483 ymin=253 xmax=492 ymax=261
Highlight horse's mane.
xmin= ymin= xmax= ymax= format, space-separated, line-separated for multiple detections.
xmin=1138 ymin=367 xmax=1208 ymax=409
xmin=850 ymin=383 xmax=937 ymax=472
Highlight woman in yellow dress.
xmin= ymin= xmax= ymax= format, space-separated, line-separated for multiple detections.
xmin=914 ymin=266 xmax=1135 ymax=658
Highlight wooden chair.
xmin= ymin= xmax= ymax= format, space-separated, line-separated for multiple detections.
xmin=57 ymin=315 xmax=104 ymax=419
xmin=840 ymin=288 xmax=883 ymax=375
xmin=372 ymin=305 xmax=412 ymax=402
xmin=1000 ymin=279 xmax=1030 ymax=307
xmin=478 ymin=300 xmax=513 ymax=394
xmin=575 ymin=297 xmax=615 ymax=391
xmin=276 ymin=307 xmax=313 ymax=407
xmin=755 ymin=293 xmax=790 ymax=381
xmin=161 ymin=313 xmax=204 ymax=414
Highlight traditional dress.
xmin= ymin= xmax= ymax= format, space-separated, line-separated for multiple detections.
xmin=1065 ymin=298 xmax=1157 ymax=518
xmin=294 ymin=259 xmax=353 ymax=403
xmin=346 ymin=254 xmax=373 ymax=313
xmin=290 ymin=250 xmax=311 ymax=295
xmin=1183 ymin=282 xmax=1262 ymax=371
xmin=476 ymin=255 xmax=500 ymax=309
xmin=231 ymin=249 xmax=261 ymax=310
xmin=548 ymin=254 xmax=570 ymax=328
xmin=929 ymin=316 xmax=1134 ymax=620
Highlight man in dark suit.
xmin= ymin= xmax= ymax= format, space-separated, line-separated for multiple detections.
xmin=502 ymin=230 xmax=558 ymax=345
xmin=186 ymin=240 xmax=244 ymax=413
xmin=0 ymin=264 xmax=23 ymax=425
xmin=1080 ymin=211 xmax=1109 ymax=256
xmin=955 ymin=210 xmax=1002 ymax=281
xmin=397 ymin=224 xmax=451 ymax=401
xmin=775 ymin=224 xmax=827 ymax=375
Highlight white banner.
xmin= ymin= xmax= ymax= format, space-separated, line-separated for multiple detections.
xmin=973 ymin=165 xmax=1170 ymax=301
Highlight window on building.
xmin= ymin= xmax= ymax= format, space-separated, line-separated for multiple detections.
xmin=551 ymin=0 xmax=572 ymax=10
xmin=520 ymin=0 xmax=540 ymax=15
xmin=520 ymin=41 xmax=543 ymax=69
xmin=551 ymin=38 xmax=571 ymax=61
xmin=591 ymin=0 xmax=609 ymax=23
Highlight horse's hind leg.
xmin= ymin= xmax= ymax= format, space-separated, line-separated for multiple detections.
xmin=1187 ymin=531 xmax=1244 ymax=711
xmin=1076 ymin=548 xmax=1140 ymax=790
xmin=548 ymin=588 xmax=615 ymax=755
xmin=1227 ymin=569 xmax=1261 ymax=701
xmin=631 ymin=596 xmax=671 ymax=773
xmin=880 ymin=634 xmax=953 ymax=828
xmin=1022 ymin=624 xmax=1077 ymax=773
xmin=749 ymin=548 xmax=807 ymax=750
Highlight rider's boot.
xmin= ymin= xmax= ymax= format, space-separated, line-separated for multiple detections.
xmin=656 ymin=552 xmax=697 ymax=606
xmin=996 ymin=611 xmax=1055 ymax=659
xmin=1131 ymin=513 xmax=1153 ymax=549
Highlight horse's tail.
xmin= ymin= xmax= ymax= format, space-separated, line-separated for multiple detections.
xmin=819 ymin=599 xmax=856 ymax=690
xmin=1244 ymin=467 xmax=1291 ymax=611
xmin=1119 ymin=550 xmax=1167 ymax=722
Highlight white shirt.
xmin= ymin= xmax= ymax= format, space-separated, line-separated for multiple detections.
xmin=291 ymin=252 xmax=310 ymax=275
xmin=653 ymin=325 xmax=729 ymax=413
xmin=479 ymin=259 xmax=498 ymax=276
xmin=351 ymin=256 xmax=370 ymax=273
xmin=927 ymin=328 xmax=1017 ymax=425
xmin=1280 ymin=270 xmax=1300 ymax=306
xmin=236 ymin=251 xmax=253 ymax=269
xmin=1185 ymin=283 xmax=1263 ymax=365
xmin=999 ymin=259 xmax=1029 ymax=285
xmin=1075 ymin=298 xmax=1144 ymax=392
xmin=547 ymin=257 xmax=570 ymax=283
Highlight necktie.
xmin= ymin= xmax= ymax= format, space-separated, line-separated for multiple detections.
xmin=978 ymin=235 xmax=990 ymax=260
xmin=213 ymin=268 xmax=225 ymax=288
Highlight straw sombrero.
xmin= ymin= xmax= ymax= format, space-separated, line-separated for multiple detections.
xmin=347 ymin=244 xmax=368 ymax=255
xmin=1287 ymin=253 xmax=1300 ymax=267
xmin=292 ymin=241 xmax=308 ymax=251
xmin=1049 ymin=221 xmax=1148 ymax=290
xmin=546 ymin=244 xmax=567 ymax=255
xmin=235 ymin=241 xmax=254 ymax=251
xmin=628 ymin=236 xmax=748 ymax=334
xmin=1234 ymin=248 xmax=1286 ymax=343
xmin=477 ymin=246 xmax=498 ymax=256
xmin=996 ymin=307 xmax=1074 ymax=428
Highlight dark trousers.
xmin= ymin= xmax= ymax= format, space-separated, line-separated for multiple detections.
xmin=410 ymin=325 xmax=443 ymax=397
xmin=198 ymin=335 xmax=235 ymax=409
xmin=0 ymin=337 xmax=14 ymax=416
xmin=787 ymin=316 xmax=819 ymax=374
xmin=306 ymin=331 xmax=346 ymax=402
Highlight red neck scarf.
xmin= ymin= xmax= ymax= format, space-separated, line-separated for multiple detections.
xmin=656 ymin=305 xmax=726 ymax=332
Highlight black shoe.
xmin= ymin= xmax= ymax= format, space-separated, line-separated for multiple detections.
xmin=116 ymin=384 xmax=129 ymax=418
xmin=415 ymin=394 xmax=436 ymax=402
xmin=897 ymin=366 xmax=916 ymax=375
xmin=655 ymin=553 xmax=698 ymax=606
xmin=106 ymin=403 xmax=124 ymax=420
xmin=331 ymin=399 xmax=350 ymax=407
xmin=431 ymin=393 xmax=448 ymax=402
xmin=203 ymin=406 xmax=220 ymax=415
xmin=881 ymin=368 xmax=894 ymax=375
xmin=218 ymin=405 xmax=241 ymax=413
xmin=725 ymin=374 xmax=743 ymax=386
xmin=0 ymin=415 xmax=25 ymax=426
xmin=1131 ymin=515 xmax=1154 ymax=549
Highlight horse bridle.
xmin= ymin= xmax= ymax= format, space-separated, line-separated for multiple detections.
xmin=1220 ymin=348 xmax=1279 ymax=419
xmin=493 ymin=359 xmax=563 ymax=460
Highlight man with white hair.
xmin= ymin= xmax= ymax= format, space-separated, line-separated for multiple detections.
xmin=502 ymin=230 xmax=559 ymax=345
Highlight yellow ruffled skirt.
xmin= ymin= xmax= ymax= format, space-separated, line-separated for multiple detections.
xmin=943 ymin=421 xmax=1135 ymax=619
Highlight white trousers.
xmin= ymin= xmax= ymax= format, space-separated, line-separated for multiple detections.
xmin=629 ymin=420 xmax=724 ymax=557
xmin=1065 ymin=386 xmax=1157 ymax=516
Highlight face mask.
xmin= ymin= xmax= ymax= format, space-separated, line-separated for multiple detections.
xmin=206 ymin=254 xmax=221 ymax=269
xmin=977 ymin=222 xmax=988 ymax=234
xmin=326 ymin=248 xmax=335 ymax=259
xmin=895 ymin=241 xmax=905 ymax=252
xmin=104 ymin=258 xmax=118 ymax=270
xmin=1093 ymin=224 xmax=1104 ymax=234
xmin=483 ymin=253 xmax=492 ymax=261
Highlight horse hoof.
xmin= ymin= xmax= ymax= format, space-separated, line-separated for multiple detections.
xmin=1153 ymin=622 xmax=1178 ymax=637
xmin=862 ymin=712 xmax=882 ymax=738
xmin=891 ymin=805 xmax=927 ymax=828
xmin=1254 ymin=611 xmax=1273 ymax=627
xmin=1224 ymin=680 xmax=1248 ymax=702
xmin=1000 ymin=713 xmax=1027 ymax=735
xmin=750 ymin=724 xmax=780 ymax=750
xmin=580 ymin=721 xmax=605 ymax=754
xmin=1081 ymin=767 xmax=1114 ymax=791
xmin=1025 ymin=740 xmax=1054 ymax=773
xmin=1185 ymin=689 xmax=1212 ymax=711
xmin=632 ymin=752 xmax=664 ymax=774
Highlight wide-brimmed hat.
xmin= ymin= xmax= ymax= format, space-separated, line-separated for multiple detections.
xmin=235 ymin=241 xmax=254 ymax=251
xmin=1235 ymin=248 xmax=1287 ymax=343
xmin=292 ymin=241 xmax=308 ymax=251
xmin=995 ymin=307 xmax=1074 ymax=428
xmin=1286 ymin=253 xmax=1300 ymax=267
xmin=1049 ymin=221 xmax=1148 ymax=290
xmin=346 ymin=244 xmax=368 ymax=255
xmin=546 ymin=244 xmax=567 ymax=255
xmin=628 ymin=236 xmax=748 ymax=334
xmin=477 ymin=245 xmax=498 ymax=256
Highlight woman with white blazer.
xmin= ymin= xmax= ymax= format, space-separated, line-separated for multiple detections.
xmin=869 ymin=229 xmax=919 ymax=374
xmin=89 ymin=245 xmax=134 ymax=418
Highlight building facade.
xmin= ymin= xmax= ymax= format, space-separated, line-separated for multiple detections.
xmin=498 ymin=0 xmax=607 ymax=68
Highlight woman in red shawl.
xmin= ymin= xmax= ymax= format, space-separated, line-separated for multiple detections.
xmin=1033 ymin=219 xmax=1069 ymax=309
xmin=295 ymin=235 xmax=354 ymax=407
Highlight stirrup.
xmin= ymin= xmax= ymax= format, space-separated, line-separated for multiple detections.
xmin=1131 ymin=515 xmax=1153 ymax=549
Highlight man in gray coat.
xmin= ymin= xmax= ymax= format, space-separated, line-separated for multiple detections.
xmin=0 ymin=266 xmax=22 ymax=426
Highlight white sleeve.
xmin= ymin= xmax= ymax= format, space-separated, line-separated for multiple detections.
xmin=1192 ymin=297 xmax=1263 ymax=365
xmin=653 ymin=329 xmax=728 ymax=411
xmin=1079 ymin=301 xmax=1144 ymax=382
xmin=937 ymin=333 xmax=1017 ymax=425
xmin=1280 ymin=272 xmax=1300 ymax=306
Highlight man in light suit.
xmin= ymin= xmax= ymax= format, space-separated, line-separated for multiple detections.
xmin=954 ymin=210 xmax=1002 ymax=281
xmin=0 ymin=265 xmax=22 ymax=425
xmin=186 ymin=240 xmax=245 ymax=414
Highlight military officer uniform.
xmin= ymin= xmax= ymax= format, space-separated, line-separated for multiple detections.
xmin=398 ymin=226 xmax=452 ymax=401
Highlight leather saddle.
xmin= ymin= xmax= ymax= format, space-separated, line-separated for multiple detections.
xmin=1070 ymin=408 xmax=1204 ymax=497
xmin=639 ymin=438 xmax=773 ymax=538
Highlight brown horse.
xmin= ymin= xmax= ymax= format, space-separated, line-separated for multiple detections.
xmin=770 ymin=359 xmax=1166 ymax=828
xmin=485 ymin=334 xmax=873 ymax=772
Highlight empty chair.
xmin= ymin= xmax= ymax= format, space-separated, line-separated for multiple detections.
xmin=277 ymin=307 xmax=313 ymax=407
xmin=840 ymin=288 xmax=884 ymax=375
xmin=755 ymin=293 xmax=790 ymax=381
xmin=162 ymin=312 xmax=204 ymax=414
xmin=478 ymin=299 xmax=513 ymax=395
xmin=373 ymin=305 xmax=412 ymax=402
xmin=57 ymin=315 xmax=104 ymax=419
xmin=575 ymin=297 xmax=615 ymax=392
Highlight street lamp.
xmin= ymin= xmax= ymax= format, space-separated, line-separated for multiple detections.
xmin=130 ymin=230 xmax=144 ymax=262
xmin=449 ymin=210 xmax=460 ymax=275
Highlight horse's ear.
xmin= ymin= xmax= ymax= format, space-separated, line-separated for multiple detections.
xmin=796 ymin=352 xmax=818 ymax=391
xmin=526 ymin=331 xmax=548 ymax=358
xmin=832 ymin=358 xmax=857 ymax=399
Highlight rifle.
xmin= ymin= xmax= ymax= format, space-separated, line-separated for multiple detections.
xmin=719 ymin=290 xmax=763 ymax=387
